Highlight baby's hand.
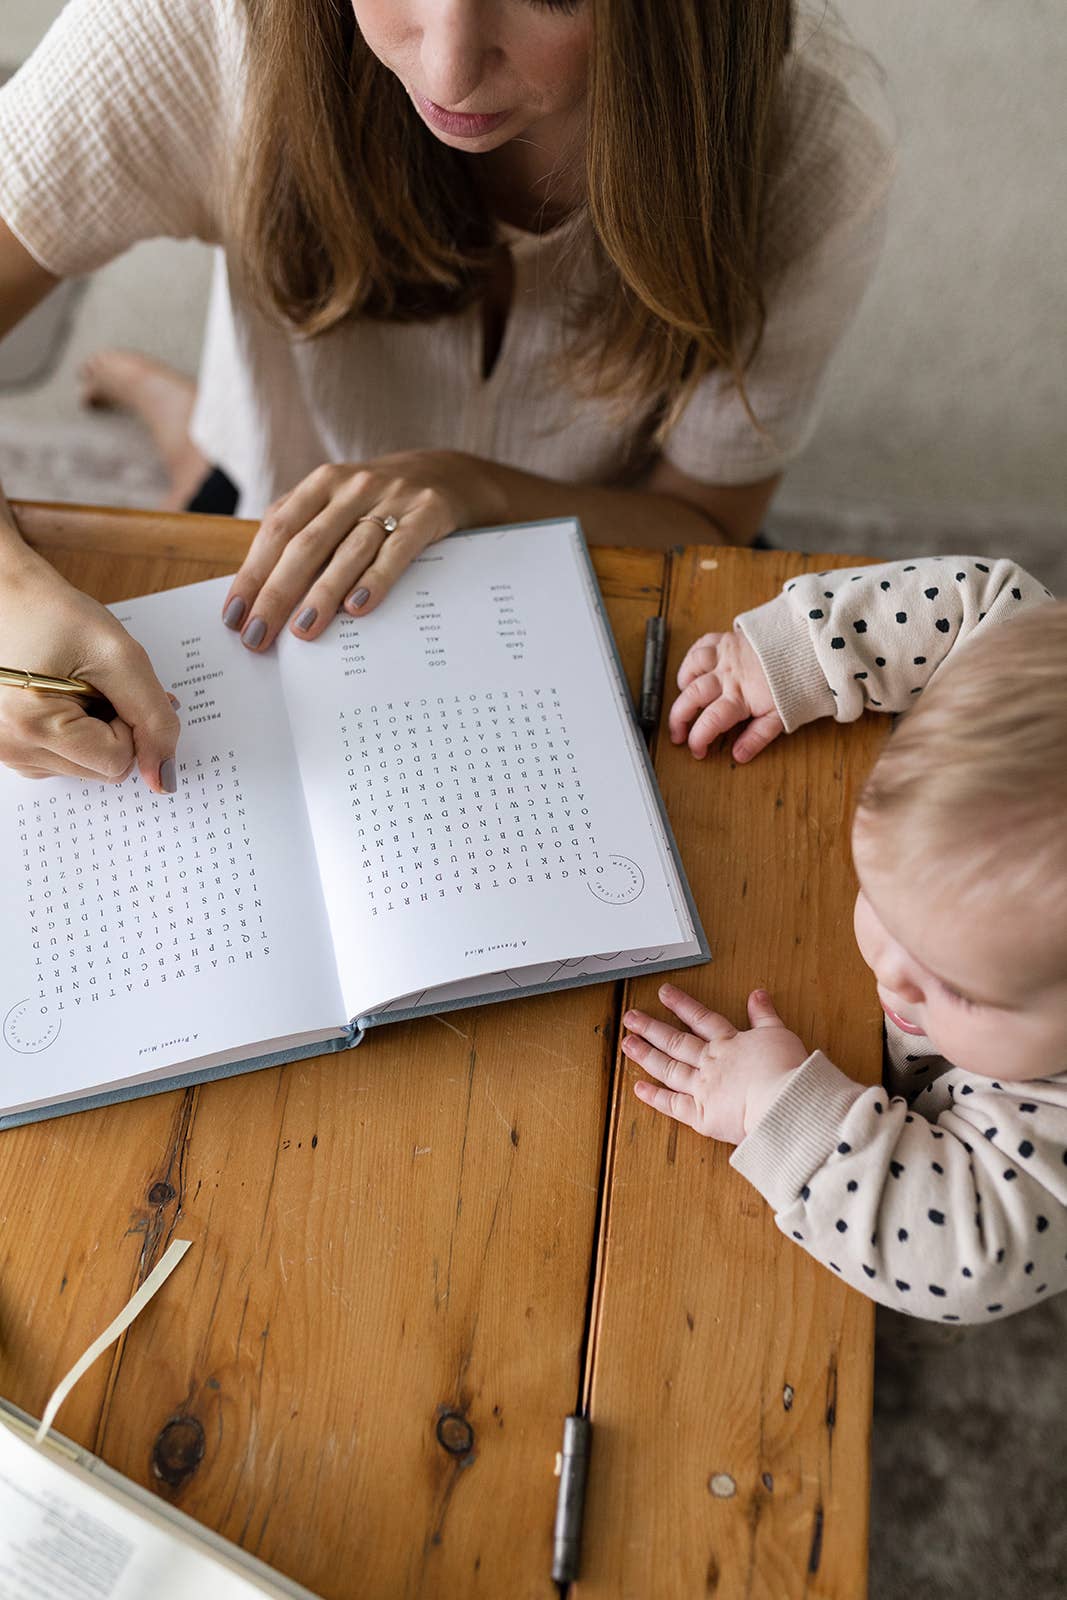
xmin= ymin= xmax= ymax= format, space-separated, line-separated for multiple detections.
xmin=668 ymin=629 xmax=783 ymax=760
xmin=622 ymin=984 xmax=809 ymax=1145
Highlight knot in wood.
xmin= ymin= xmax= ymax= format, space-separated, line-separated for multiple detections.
xmin=151 ymin=1415 xmax=205 ymax=1488
xmin=148 ymin=1181 xmax=176 ymax=1205
xmin=435 ymin=1411 xmax=474 ymax=1457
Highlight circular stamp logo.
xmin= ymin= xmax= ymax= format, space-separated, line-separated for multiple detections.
xmin=587 ymin=854 xmax=645 ymax=906
xmin=4 ymin=998 xmax=61 ymax=1055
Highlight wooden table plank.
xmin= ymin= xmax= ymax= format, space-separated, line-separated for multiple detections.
xmin=0 ymin=502 xmax=664 ymax=1598
xmin=14 ymin=500 xmax=255 ymax=564
xmin=579 ymin=548 xmax=885 ymax=1600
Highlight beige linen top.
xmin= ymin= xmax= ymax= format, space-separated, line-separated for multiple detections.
xmin=0 ymin=0 xmax=894 ymax=517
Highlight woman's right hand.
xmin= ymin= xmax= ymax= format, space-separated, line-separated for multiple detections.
xmin=0 ymin=545 xmax=180 ymax=791
xmin=668 ymin=628 xmax=783 ymax=762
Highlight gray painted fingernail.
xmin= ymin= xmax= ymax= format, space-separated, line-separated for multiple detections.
xmin=160 ymin=758 xmax=177 ymax=794
xmin=243 ymin=617 xmax=267 ymax=649
xmin=223 ymin=596 xmax=246 ymax=629
xmin=349 ymin=588 xmax=370 ymax=610
xmin=296 ymin=606 xmax=317 ymax=631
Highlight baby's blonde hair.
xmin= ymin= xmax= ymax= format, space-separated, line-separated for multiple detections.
xmin=854 ymin=600 xmax=1067 ymax=973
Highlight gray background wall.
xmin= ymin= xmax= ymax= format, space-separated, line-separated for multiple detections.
xmin=782 ymin=1 xmax=1067 ymax=531
xmin=1 ymin=0 xmax=1065 ymax=537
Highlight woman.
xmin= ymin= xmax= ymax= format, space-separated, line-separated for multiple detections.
xmin=0 ymin=0 xmax=891 ymax=793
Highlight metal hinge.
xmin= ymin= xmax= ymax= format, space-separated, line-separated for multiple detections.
xmin=552 ymin=1415 xmax=592 ymax=1585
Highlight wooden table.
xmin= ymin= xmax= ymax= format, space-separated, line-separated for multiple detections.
xmin=0 ymin=503 xmax=886 ymax=1599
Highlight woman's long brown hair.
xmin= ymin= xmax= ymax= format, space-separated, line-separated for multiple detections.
xmin=233 ymin=0 xmax=793 ymax=435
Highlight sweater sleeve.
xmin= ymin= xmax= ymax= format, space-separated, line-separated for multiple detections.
xmin=735 ymin=556 xmax=1055 ymax=733
xmin=730 ymin=1051 xmax=1067 ymax=1322
xmin=0 ymin=0 xmax=236 ymax=276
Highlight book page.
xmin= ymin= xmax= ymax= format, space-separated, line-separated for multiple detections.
xmin=0 ymin=579 xmax=343 ymax=1117
xmin=0 ymin=1421 xmax=307 ymax=1598
xmin=276 ymin=521 xmax=693 ymax=1020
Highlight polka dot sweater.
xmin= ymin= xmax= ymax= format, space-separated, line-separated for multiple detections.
xmin=729 ymin=555 xmax=1062 ymax=1322
xmin=735 ymin=554 xmax=1052 ymax=731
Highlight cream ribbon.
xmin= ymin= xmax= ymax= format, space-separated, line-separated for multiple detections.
xmin=34 ymin=1239 xmax=192 ymax=1445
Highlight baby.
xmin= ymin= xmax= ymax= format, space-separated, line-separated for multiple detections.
xmin=623 ymin=554 xmax=1067 ymax=1322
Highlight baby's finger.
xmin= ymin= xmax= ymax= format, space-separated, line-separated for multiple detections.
xmin=621 ymin=1013 xmax=704 ymax=1070
xmin=621 ymin=1034 xmax=699 ymax=1091
xmin=632 ymin=1079 xmax=698 ymax=1130
xmin=658 ymin=983 xmax=738 ymax=1045
xmin=686 ymin=694 xmax=750 ymax=759
xmin=667 ymin=673 xmax=721 ymax=744
xmin=746 ymin=989 xmax=786 ymax=1029
xmin=676 ymin=639 xmax=721 ymax=691
xmin=732 ymin=710 xmax=784 ymax=764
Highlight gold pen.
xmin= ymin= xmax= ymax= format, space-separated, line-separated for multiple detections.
xmin=0 ymin=488 xmax=106 ymax=704
xmin=0 ymin=666 xmax=101 ymax=701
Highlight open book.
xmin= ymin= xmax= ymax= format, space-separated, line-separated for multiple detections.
xmin=0 ymin=519 xmax=707 ymax=1127
xmin=0 ymin=1400 xmax=318 ymax=1598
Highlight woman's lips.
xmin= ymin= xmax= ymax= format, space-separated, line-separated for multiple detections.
xmin=414 ymin=93 xmax=510 ymax=139
xmin=880 ymin=998 xmax=927 ymax=1036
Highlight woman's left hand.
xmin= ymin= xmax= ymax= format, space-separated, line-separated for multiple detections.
xmin=221 ymin=450 xmax=504 ymax=650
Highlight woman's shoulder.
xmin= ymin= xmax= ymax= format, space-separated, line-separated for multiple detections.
xmin=765 ymin=20 xmax=896 ymax=271
xmin=8 ymin=0 xmax=245 ymax=104
xmin=0 ymin=0 xmax=247 ymax=273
